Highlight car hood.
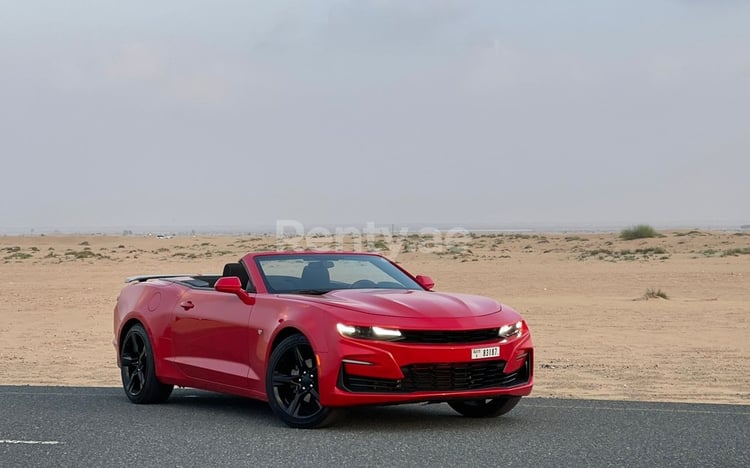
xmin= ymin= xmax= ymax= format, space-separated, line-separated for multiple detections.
xmin=304 ymin=289 xmax=502 ymax=319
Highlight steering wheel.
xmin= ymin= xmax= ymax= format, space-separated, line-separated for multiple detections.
xmin=351 ymin=279 xmax=377 ymax=289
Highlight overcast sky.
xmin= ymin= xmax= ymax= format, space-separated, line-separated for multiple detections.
xmin=1 ymin=0 xmax=748 ymax=232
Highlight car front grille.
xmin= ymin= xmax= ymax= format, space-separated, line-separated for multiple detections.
xmin=340 ymin=359 xmax=530 ymax=394
xmin=399 ymin=328 xmax=500 ymax=344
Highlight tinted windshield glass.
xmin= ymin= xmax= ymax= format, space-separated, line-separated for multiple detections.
xmin=255 ymin=254 xmax=422 ymax=294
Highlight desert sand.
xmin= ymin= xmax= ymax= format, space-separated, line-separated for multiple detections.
xmin=1 ymin=230 xmax=748 ymax=404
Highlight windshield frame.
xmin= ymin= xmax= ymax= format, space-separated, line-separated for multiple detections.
xmin=253 ymin=253 xmax=423 ymax=295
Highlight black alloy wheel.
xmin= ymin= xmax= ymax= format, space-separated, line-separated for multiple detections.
xmin=448 ymin=396 xmax=521 ymax=417
xmin=266 ymin=334 xmax=340 ymax=428
xmin=120 ymin=324 xmax=173 ymax=404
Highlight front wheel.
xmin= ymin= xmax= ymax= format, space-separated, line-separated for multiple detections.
xmin=120 ymin=324 xmax=173 ymax=404
xmin=448 ymin=396 xmax=521 ymax=418
xmin=266 ymin=334 xmax=340 ymax=428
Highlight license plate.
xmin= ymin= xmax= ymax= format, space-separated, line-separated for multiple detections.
xmin=471 ymin=346 xmax=500 ymax=360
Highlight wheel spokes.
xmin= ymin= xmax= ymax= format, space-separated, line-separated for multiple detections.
xmin=293 ymin=346 xmax=306 ymax=369
xmin=129 ymin=334 xmax=139 ymax=354
xmin=308 ymin=387 xmax=321 ymax=402
xmin=126 ymin=366 xmax=145 ymax=395
xmin=126 ymin=370 xmax=139 ymax=393
xmin=287 ymin=393 xmax=303 ymax=417
xmin=121 ymin=354 xmax=136 ymax=366
xmin=272 ymin=372 xmax=295 ymax=386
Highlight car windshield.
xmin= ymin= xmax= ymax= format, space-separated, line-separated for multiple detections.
xmin=255 ymin=254 xmax=423 ymax=294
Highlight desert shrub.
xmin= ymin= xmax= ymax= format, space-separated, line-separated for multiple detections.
xmin=586 ymin=248 xmax=613 ymax=257
xmin=620 ymin=224 xmax=658 ymax=240
xmin=642 ymin=288 xmax=669 ymax=300
xmin=674 ymin=230 xmax=704 ymax=237
xmin=635 ymin=247 xmax=667 ymax=255
xmin=577 ymin=246 xmax=669 ymax=262
xmin=721 ymin=247 xmax=750 ymax=257
xmin=65 ymin=250 xmax=97 ymax=259
xmin=5 ymin=252 xmax=32 ymax=260
xmin=373 ymin=239 xmax=389 ymax=250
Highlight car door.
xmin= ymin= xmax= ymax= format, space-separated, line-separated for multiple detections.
xmin=170 ymin=287 xmax=255 ymax=389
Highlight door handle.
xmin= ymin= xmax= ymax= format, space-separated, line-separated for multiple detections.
xmin=180 ymin=301 xmax=195 ymax=310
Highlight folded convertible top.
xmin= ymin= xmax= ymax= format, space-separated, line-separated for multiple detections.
xmin=125 ymin=274 xmax=198 ymax=283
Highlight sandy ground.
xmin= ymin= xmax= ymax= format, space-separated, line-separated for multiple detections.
xmin=1 ymin=230 xmax=748 ymax=404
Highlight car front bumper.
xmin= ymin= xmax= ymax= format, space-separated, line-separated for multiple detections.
xmin=317 ymin=332 xmax=533 ymax=407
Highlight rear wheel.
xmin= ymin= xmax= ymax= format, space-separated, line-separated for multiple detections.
xmin=266 ymin=334 xmax=340 ymax=428
xmin=120 ymin=324 xmax=173 ymax=404
xmin=448 ymin=396 xmax=521 ymax=418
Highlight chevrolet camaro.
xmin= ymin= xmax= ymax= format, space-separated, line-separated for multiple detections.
xmin=113 ymin=251 xmax=533 ymax=428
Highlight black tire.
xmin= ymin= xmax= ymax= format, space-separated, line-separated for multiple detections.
xmin=266 ymin=334 xmax=340 ymax=428
xmin=448 ymin=396 xmax=521 ymax=418
xmin=120 ymin=324 xmax=173 ymax=404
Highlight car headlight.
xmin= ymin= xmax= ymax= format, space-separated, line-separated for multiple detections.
xmin=498 ymin=321 xmax=524 ymax=340
xmin=336 ymin=323 xmax=404 ymax=341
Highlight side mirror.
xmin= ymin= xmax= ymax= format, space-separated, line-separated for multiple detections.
xmin=215 ymin=277 xmax=255 ymax=305
xmin=415 ymin=275 xmax=435 ymax=290
xmin=216 ymin=276 xmax=243 ymax=293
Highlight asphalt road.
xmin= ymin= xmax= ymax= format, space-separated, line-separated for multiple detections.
xmin=0 ymin=386 xmax=748 ymax=468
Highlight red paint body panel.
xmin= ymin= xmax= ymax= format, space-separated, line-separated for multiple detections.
xmin=113 ymin=252 xmax=533 ymax=408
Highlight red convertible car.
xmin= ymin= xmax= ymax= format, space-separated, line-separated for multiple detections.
xmin=113 ymin=252 xmax=533 ymax=428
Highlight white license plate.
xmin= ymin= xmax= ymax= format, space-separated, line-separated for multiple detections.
xmin=471 ymin=346 xmax=500 ymax=360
